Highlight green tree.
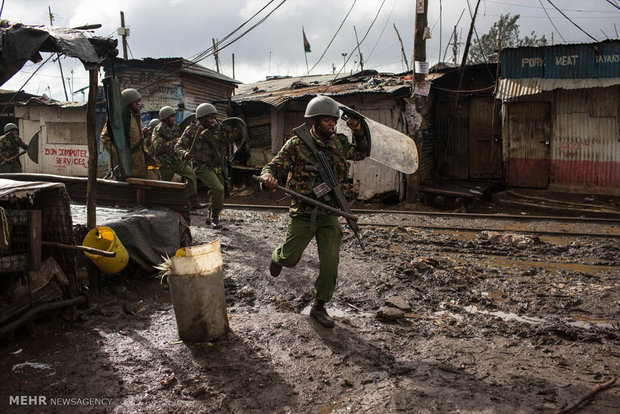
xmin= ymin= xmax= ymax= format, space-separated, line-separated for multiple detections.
xmin=469 ymin=13 xmax=547 ymax=64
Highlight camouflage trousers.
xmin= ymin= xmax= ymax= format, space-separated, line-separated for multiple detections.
xmin=271 ymin=209 xmax=342 ymax=302
xmin=194 ymin=164 xmax=224 ymax=218
xmin=158 ymin=160 xmax=198 ymax=198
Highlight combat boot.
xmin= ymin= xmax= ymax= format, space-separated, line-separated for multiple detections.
xmin=211 ymin=215 xmax=221 ymax=229
xmin=310 ymin=300 xmax=334 ymax=328
xmin=269 ymin=261 xmax=282 ymax=277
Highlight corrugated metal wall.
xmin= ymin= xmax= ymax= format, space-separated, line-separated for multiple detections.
xmin=181 ymin=73 xmax=235 ymax=115
xmin=550 ymin=87 xmax=619 ymax=193
xmin=504 ymin=86 xmax=620 ymax=194
xmin=434 ymin=97 xmax=469 ymax=178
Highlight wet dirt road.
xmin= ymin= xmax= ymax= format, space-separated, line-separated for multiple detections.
xmin=1 ymin=208 xmax=618 ymax=413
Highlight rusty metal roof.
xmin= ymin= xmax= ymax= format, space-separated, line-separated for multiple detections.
xmin=496 ymin=77 xmax=620 ymax=101
xmin=233 ymin=71 xmax=412 ymax=108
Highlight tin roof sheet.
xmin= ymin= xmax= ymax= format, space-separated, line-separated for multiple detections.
xmin=233 ymin=71 xmax=412 ymax=107
xmin=496 ymin=77 xmax=620 ymax=101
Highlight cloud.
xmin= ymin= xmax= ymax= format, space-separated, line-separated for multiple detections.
xmin=1 ymin=0 xmax=616 ymax=99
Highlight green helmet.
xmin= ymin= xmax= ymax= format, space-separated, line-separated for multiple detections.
xmin=159 ymin=106 xmax=175 ymax=120
xmin=121 ymin=88 xmax=141 ymax=106
xmin=195 ymin=103 xmax=217 ymax=119
xmin=4 ymin=123 xmax=18 ymax=133
xmin=148 ymin=118 xmax=161 ymax=129
xmin=304 ymin=95 xmax=340 ymax=118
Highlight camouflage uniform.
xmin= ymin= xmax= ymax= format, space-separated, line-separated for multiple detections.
xmin=100 ymin=110 xmax=147 ymax=178
xmin=150 ymin=122 xmax=198 ymax=198
xmin=261 ymin=125 xmax=369 ymax=302
xmin=0 ymin=132 xmax=28 ymax=173
xmin=175 ymin=121 xmax=233 ymax=219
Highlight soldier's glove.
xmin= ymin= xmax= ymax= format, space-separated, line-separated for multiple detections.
xmin=183 ymin=152 xmax=192 ymax=161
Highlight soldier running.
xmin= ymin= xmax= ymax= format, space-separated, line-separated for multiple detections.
xmin=175 ymin=103 xmax=235 ymax=228
xmin=259 ymin=95 xmax=370 ymax=328
xmin=0 ymin=123 xmax=29 ymax=173
xmin=150 ymin=106 xmax=202 ymax=210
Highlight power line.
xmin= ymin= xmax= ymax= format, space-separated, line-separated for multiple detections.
xmin=605 ymin=0 xmax=620 ymax=11
xmin=545 ymin=0 xmax=599 ymax=42
xmin=485 ymin=0 xmax=610 ymax=13
xmin=306 ymin=0 xmax=357 ymax=75
xmin=137 ymin=0 xmax=287 ymax=93
xmin=324 ymin=0 xmax=387 ymax=93
xmin=365 ymin=0 xmax=398 ymax=64
xmin=538 ymin=0 xmax=566 ymax=43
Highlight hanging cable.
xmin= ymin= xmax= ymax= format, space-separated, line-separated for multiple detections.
xmin=538 ymin=0 xmax=566 ymax=43
xmin=605 ymin=0 xmax=620 ymax=10
xmin=323 ymin=0 xmax=387 ymax=93
xmin=545 ymin=0 xmax=598 ymax=42
xmin=305 ymin=0 xmax=357 ymax=76
xmin=137 ymin=0 xmax=287 ymax=92
xmin=364 ymin=0 xmax=397 ymax=63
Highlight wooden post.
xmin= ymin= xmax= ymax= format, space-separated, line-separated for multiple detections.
xmin=353 ymin=25 xmax=364 ymax=72
xmin=86 ymin=69 xmax=99 ymax=292
xmin=212 ymin=38 xmax=220 ymax=73
xmin=393 ymin=24 xmax=410 ymax=72
xmin=120 ymin=11 xmax=128 ymax=60
xmin=86 ymin=69 xmax=98 ymax=230
xmin=407 ymin=0 xmax=428 ymax=203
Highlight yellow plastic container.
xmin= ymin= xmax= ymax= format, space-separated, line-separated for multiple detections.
xmin=82 ymin=226 xmax=129 ymax=274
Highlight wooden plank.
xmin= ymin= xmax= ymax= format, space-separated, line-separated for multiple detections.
xmin=126 ymin=177 xmax=187 ymax=189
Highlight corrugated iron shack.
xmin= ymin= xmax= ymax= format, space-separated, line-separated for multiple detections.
xmin=103 ymin=57 xmax=240 ymax=124
xmin=430 ymin=64 xmax=502 ymax=182
xmin=229 ymin=71 xmax=413 ymax=201
xmin=497 ymin=40 xmax=620 ymax=195
xmin=15 ymin=97 xmax=110 ymax=176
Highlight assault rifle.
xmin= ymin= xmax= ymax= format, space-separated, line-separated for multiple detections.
xmin=292 ymin=123 xmax=365 ymax=250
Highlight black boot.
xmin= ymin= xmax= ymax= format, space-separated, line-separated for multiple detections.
xmin=310 ymin=300 xmax=335 ymax=328
xmin=211 ymin=215 xmax=221 ymax=229
xmin=269 ymin=261 xmax=282 ymax=277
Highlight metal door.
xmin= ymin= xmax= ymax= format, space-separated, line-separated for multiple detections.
xmin=469 ymin=96 xmax=502 ymax=179
xmin=506 ymin=102 xmax=551 ymax=188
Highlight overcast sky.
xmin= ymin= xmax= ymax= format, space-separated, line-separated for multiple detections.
xmin=2 ymin=0 xmax=619 ymax=101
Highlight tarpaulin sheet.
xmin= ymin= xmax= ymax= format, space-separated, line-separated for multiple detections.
xmin=103 ymin=77 xmax=132 ymax=178
xmin=71 ymin=205 xmax=190 ymax=272
xmin=0 ymin=20 xmax=114 ymax=85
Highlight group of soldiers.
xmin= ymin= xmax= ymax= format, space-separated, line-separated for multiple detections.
xmin=101 ymin=88 xmax=237 ymax=229
xmin=102 ymin=90 xmax=369 ymax=327
xmin=0 ymin=89 xmax=370 ymax=328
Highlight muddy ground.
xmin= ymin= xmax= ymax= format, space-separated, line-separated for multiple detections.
xmin=0 ymin=199 xmax=619 ymax=413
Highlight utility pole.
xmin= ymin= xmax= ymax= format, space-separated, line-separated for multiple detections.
xmin=212 ymin=38 xmax=220 ymax=73
xmin=452 ymin=25 xmax=458 ymax=66
xmin=49 ymin=6 xmax=69 ymax=101
xmin=409 ymin=0 xmax=428 ymax=203
xmin=119 ymin=11 xmax=129 ymax=60
xmin=232 ymin=53 xmax=235 ymax=80
xmin=353 ymin=25 xmax=364 ymax=72
xmin=457 ymin=0 xmax=481 ymax=93
xmin=341 ymin=53 xmax=347 ymax=72
xmin=393 ymin=23 xmax=410 ymax=72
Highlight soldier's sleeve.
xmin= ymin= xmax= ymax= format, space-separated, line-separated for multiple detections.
xmin=174 ymin=124 xmax=195 ymax=158
xmin=16 ymin=136 xmax=28 ymax=150
xmin=261 ymin=137 xmax=297 ymax=178
xmin=150 ymin=126 xmax=167 ymax=156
